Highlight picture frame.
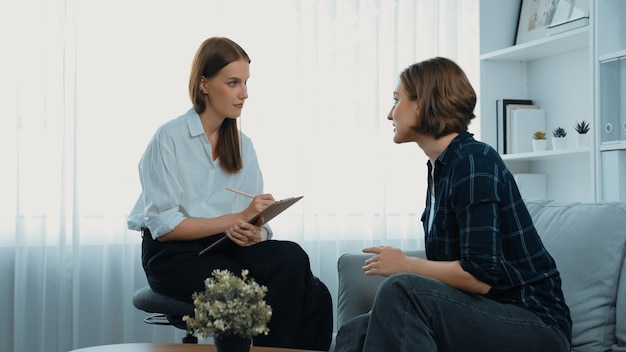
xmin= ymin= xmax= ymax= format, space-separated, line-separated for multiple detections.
xmin=515 ymin=0 xmax=560 ymax=45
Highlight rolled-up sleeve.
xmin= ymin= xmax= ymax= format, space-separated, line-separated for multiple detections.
xmin=450 ymin=154 xmax=505 ymax=286
xmin=450 ymin=151 xmax=542 ymax=290
xmin=139 ymin=130 xmax=186 ymax=238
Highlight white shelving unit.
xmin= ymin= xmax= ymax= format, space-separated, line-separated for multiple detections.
xmin=479 ymin=0 xmax=626 ymax=202
xmin=596 ymin=0 xmax=626 ymax=201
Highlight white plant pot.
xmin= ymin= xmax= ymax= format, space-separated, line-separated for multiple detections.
xmin=552 ymin=137 xmax=567 ymax=150
xmin=532 ymin=139 xmax=547 ymax=152
xmin=575 ymin=133 xmax=590 ymax=148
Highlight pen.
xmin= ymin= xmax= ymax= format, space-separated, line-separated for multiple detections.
xmin=226 ymin=187 xmax=255 ymax=198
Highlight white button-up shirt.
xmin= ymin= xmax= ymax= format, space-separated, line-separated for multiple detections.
xmin=127 ymin=108 xmax=267 ymax=239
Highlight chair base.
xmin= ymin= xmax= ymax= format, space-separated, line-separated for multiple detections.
xmin=142 ymin=313 xmax=198 ymax=343
xmin=142 ymin=313 xmax=187 ymax=329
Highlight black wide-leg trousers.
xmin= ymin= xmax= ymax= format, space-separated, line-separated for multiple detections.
xmin=141 ymin=231 xmax=333 ymax=351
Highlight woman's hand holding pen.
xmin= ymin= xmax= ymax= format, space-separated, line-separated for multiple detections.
xmin=241 ymin=193 xmax=275 ymax=224
xmin=226 ymin=187 xmax=275 ymax=223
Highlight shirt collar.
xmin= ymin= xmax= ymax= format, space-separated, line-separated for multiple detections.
xmin=184 ymin=108 xmax=205 ymax=137
xmin=433 ymin=131 xmax=473 ymax=167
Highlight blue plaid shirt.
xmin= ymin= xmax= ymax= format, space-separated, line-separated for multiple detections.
xmin=423 ymin=132 xmax=572 ymax=341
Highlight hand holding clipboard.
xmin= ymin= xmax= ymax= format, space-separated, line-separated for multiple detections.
xmin=198 ymin=188 xmax=303 ymax=255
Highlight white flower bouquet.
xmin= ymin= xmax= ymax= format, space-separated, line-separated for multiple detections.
xmin=183 ymin=269 xmax=272 ymax=339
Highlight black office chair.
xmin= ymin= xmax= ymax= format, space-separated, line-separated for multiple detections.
xmin=132 ymin=287 xmax=198 ymax=343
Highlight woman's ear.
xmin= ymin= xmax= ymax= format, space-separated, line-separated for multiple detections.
xmin=199 ymin=77 xmax=208 ymax=95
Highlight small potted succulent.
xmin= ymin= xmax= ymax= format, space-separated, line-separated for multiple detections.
xmin=552 ymin=127 xmax=568 ymax=150
xmin=532 ymin=130 xmax=547 ymax=152
xmin=573 ymin=120 xmax=591 ymax=148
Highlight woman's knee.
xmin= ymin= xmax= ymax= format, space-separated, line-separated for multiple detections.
xmin=375 ymin=273 xmax=444 ymax=303
xmin=271 ymin=240 xmax=311 ymax=269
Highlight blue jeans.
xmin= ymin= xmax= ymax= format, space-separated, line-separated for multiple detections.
xmin=335 ymin=274 xmax=570 ymax=352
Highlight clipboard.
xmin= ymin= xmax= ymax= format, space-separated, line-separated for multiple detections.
xmin=199 ymin=196 xmax=303 ymax=255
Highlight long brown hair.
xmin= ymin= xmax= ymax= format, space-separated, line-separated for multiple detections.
xmin=399 ymin=57 xmax=476 ymax=139
xmin=189 ymin=37 xmax=250 ymax=174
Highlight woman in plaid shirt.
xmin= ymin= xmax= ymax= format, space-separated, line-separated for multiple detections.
xmin=336 ymin=57 xmax=571 ymax=352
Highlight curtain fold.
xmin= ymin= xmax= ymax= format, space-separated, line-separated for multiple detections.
xmin=0 ymin=0 xmax=478 ymax=350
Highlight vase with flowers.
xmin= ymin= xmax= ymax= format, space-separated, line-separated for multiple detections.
xmin=184 ymin=269 xmax=272 ymax=352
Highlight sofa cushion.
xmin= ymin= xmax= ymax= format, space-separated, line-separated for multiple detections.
xmin=524 ymin=199 xmax=626 ymax=352
xmin=336 ymin=250 xmax=425 ymax=328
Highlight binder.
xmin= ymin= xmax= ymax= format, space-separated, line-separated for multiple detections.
xmin=600 ymin=59 xmax=620 ymax=143
xmin=621 ymin=57 xmax=626 ymax=141
xmin=601 ymin=151 xmax=626 ymax=201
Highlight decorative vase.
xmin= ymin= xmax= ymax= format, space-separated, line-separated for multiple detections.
xmin=575 ymin=133 xmax=590 ymax=148
xmin=532 ymin=139 xmax=547 ymax=152
xmin=552 ymin=137 xmax=567 ymax=150
xmin=214 ymin=336 xmax=251 ymax=352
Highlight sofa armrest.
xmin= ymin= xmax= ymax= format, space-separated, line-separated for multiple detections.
xmin=336 ymin=250 xmax=426 ymax=328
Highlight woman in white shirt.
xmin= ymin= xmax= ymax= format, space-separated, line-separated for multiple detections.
xmin=127 ymin=37 xmax=332 ymax=351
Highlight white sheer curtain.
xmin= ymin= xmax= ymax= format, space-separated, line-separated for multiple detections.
xmin=0 ymin=0 xmax=478 ymax=351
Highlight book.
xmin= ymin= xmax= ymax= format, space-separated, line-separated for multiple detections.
xmin=496 ymin=99 xmax=533 ymax=154
xmin=507 ymin=105 xmax=544 ymax=154
xmin=505 ymin=103 xmax=540 ymax=153
xmin=548 ymin=0 xmax=589 ymax=34
xmin=547 ymin=17 xmax=589 ymax=36
xmin=198 ymin=195 xmax=303 ymax=255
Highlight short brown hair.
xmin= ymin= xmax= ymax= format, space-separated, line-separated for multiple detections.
xmin=399 ymin=57 xmax=476 ymax=139
xmin=189 ymin=37 xmax=250 ymax=174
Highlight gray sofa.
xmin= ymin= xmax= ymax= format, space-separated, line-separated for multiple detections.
xmin=336 ymin=199 xmax=626 ymax=352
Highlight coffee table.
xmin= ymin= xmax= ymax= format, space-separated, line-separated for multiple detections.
xmin=69 ymin=343 xmax=317 ymax=352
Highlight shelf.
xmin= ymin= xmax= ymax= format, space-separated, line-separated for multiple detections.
xmin=600 ymin=141 xmax=626 ymax=151
xmin=480 ymin=27 xmax=589 ymax=62
xmin=478 ymin=0 xmax=626 ymax=202
xmin=502 ymin=148 xmax=590 ymax=162
xmin=599 ymin=49 xmax=626 ymax=62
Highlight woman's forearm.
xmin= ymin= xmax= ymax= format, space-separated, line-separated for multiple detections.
xmin=157 ymin=214 xmax=242 ymax=242
xmin=408 ymin=257 xmax=491 ymax=294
